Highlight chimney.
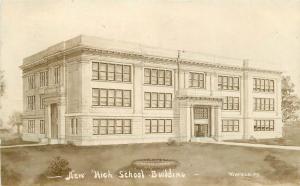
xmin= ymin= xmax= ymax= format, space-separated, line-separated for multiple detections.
xmin=243 ymin=59 xmax=249 ymax=68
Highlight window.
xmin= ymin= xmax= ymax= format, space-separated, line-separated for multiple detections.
xmin=27 ymin=96 xmax=35 ymax=110
xmin=93 ymin=119 xmax=131 ymax=135
xmin=165 ymin=71 xmax=172 ymax=86
xmin=144 ymin=92 xmax=151 ymax=108
xmin=28 ymin=75 xmax=35 ymax=89
xmin=144 ymin=92 xmax=172 ymax=108
xmin=194 ymin=108 xmax=209 ymax=119
xmin=222 ymin=120 xmax=239 ymax=132
xmin=40 ymin=95 xmax=45 ymax=109
xmin=253 ymin=78 xmax=275 ymax=92
xmin=92 ymin=62 xmax=131 ymax=82
xmin=145 ymin=119 xmax=172 ymax=134
xmin=222 ymin=97 xmax=239 ymax=110
xmin=71 ymin=118 xmax=78 ymax=135
xmin=254 ymin=98 xmax=275 ymax=111
xmin=54 ymin=66 xmax=60 ymax=84
xmin=123 ymin=65 xmax=131 ymax=82
xmin=40 ymin=120 xmax=45 ymax=134
xmin=218 ymin=76 xmax=240 ymax=91
xmin=92 ymin=62 xmax=99 ymax=80
xmin=40 ymin=71 xmax=48 ymax=87
xmin=107 ymin=64 xmax=115 ymax=81
xmin=115 ymin=65 xmax=122 ymax=81
xmin=151 ymin=69 xmax=158 ymax=85
xmin=158 ymin=93 xmax=165 ymax=108
xmin=190 ymin=72 xmax=205 ymax=88
xmin=254 ymin=120 xmax=275 ymax=131
xmin=158 ymin=70 xmax=165 ymax=85
xmin=92 ymin=88 xmax=131 ymax=107
xmin=28 ymin=120 xmax=35 ymax=133
xmin=144 ymin=68 xmax=172 ymax=86
xmin=123 ymin=90 xmax=131 ymax=107
xmin=144 ymin=68 xmax=151 ymax=84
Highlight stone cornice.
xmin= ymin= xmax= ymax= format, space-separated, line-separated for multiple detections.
xmin=177 ymin=96 xmax=223 ymax=102
xmin=20 ymin=43 xmax=282 ymax=75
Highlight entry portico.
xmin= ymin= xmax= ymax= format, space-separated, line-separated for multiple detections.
xmin=177 ymin=96 xmax=223 ymax=142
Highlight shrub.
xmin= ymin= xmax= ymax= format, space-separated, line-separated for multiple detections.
xmin=167 ymin=138 xmax=182 ymax=146
xmin=47 ymin=156 xmax=71 ymax=177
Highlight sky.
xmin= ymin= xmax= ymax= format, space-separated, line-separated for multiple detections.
xmin=0 ymin=0 xmax=300 ymax=124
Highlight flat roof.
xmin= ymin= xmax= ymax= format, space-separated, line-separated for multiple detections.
xmin=22 ymin=35 xmax=282 ymax=74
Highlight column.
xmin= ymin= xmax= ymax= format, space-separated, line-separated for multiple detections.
xmin=191 ymin=105 xmax=194 ymax=139
xmin=210 ymin=106 xmax=215 ymax=137
xmin=58 ymin=103 xmax=66 ymax=144
xmin=47 ymin=104 xmax=51 ymax=139
xmin=186 ymin=105 xmax=192 ymax=142
xmin=133 ymin=62 xmax=144 ymax=138
xmin=242 ymin=60 xmax=250 ymax=139
xmin=213 ymin=105 xmax=222 ymax=141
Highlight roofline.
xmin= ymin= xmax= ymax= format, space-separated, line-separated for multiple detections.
xmin=20 ymin=35 xmax=283 ymax=74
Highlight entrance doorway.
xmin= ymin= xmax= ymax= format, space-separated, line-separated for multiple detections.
xmin=194 ymin=106 xmax=210 ymax=137
xmin=50 ymin=103 xmax=58 ymax=138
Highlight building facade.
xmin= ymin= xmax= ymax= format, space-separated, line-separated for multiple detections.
xmin=20 ymin=35 xmax=283 ymax=145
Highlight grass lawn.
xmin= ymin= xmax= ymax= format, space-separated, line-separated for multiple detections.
xmin=1 ymin=137 xmax=38 ymax=146
xmin=225 ymin=138 xmax=300 ymax=146
xmin=2 ymin=143 xmax=300 ymax=186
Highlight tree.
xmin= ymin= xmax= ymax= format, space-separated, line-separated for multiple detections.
xmin=0 ymin=70 xmax=5 ymax=108
xmin=7 ymin=111 xmax=23 ymax=135
xmin=281 ymin=76 xmax=300 ymax=123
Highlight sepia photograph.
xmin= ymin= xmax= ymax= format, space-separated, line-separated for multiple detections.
xmin=0 ymin=0 xmax=300 ymax=185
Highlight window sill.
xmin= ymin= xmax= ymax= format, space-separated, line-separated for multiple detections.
xmin=221 ymin=110 xmax=241 ymax=112
xmin=253 ymin=91 xmax=275 ymax=94
xmin=218 ymin=89 xmax=240 ymax=92
xmin=145 ymin=133 xmax=173 ymax=134
xmin=92 ymin=134 xmax=132 ymax=136
xmin=188 ymin=87 xmax=207 ymax=90
xmin=91 ymin=79 xmax=132 ymax=84
xmin=144 ymin=108 xmax=173 ymax=110
xmin=253 ymin=110 xmax=275 ymax=112
xmin=143 ymin=84 xmax=173 ymax=87
xmin=91 ymin=106 xmax=133 ymax=109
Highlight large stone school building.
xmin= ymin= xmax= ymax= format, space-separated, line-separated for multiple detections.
xmin=20 ymin=35 xmax=282 ymax=145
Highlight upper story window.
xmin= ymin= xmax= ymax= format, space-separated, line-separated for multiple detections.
xmin=144 ymin=68 xmax=172 ymax=86
xmin=40 ymin=95 xmax=45 ymax=109
xmin=144 ymin=92 xmax=172 ymax=109
xmin=92 ymin=88 xmax=131 ymax=107
xmin=222 ymin=96 xmax=239 ymax=110
xmin=92 ymin=62 xmax=131 ymax=82
xmin=27 ymin=96 xmax=35 ymax=110
xmin=40 ymin=71 xmax=48 ymax=87
xmin=28 ymin=75 xmax=35 ymax=89
xmin=189 ymin=72 xmax=205 ymax=88
xmin=218 ymin=76 xmax=239 ymax=91
xmin=54 ymin=66 xmax=60 ymax=84
xmin=253 ymin=78 xmax=274 ymax=93
xmin=254 ymin=98 xmax=275 ymax=111
xmin=194 ymin=107 xmax=209 ymax=119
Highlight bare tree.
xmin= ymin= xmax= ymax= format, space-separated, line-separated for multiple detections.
xmin=0 ymin=70 xmax=5 ymax=108
xmin=282 ymin=75 xmax=300 ymax=123
xmin=7 ymin=111 xmax=23 ymax=135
